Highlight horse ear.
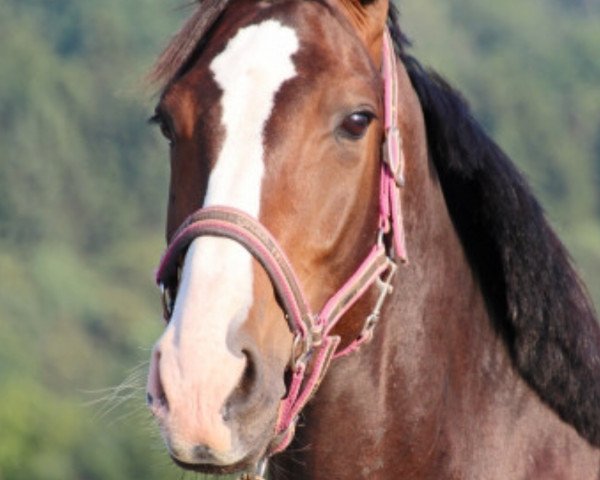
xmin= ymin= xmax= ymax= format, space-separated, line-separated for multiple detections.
xmin=330 ymin=0 xmax=389 ymax=66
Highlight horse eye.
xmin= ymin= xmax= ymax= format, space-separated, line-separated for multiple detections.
xmin=149 ymin=113 xmax=175 ymax=146
xmin=339 ymin=111 xmax=375 ymax=140
xmin=160 ymin=123 xmax=173 ymax=143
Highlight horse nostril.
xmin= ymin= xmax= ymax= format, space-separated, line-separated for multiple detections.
xmin=222 ymin=349 xmax=258 ymax=421
xmin=146 ymin=390 xmax=169 ymax=408
xmin=148 ymin=349 xmax=170 ymax=414
xmin=239 ymin=349 xmax=257 ymax=396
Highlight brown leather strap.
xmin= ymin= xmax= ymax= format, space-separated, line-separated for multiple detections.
xmin=157 ymin=206 xmax=316 ymax=344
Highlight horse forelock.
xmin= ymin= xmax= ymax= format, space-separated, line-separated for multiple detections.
xmin=149 ymin=0 xmax=409 ymax=92
xmin=149 ymin=0 xmax=232 ymax=90
xmin=402 ymin=53 xmax=600 ymax=447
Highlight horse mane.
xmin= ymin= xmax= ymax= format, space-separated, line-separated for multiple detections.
xmin=392 ymin=17 xmax=600 ymax=446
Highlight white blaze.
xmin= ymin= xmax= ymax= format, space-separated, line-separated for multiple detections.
xmin=158 ymin=20 xmax=299 ymax=461
xmin=207 ymin=19 xmax=299 ymax=213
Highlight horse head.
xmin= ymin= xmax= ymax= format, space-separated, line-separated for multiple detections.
xmin=146 ymin=0 xmax=400 ymax=473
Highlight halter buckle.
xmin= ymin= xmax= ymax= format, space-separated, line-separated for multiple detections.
xmin=383 ymin=126 xmax=405 ymax=187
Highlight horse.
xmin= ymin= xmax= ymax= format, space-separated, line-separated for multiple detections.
xmin=145 ymin=0 xmax=600 ymax=477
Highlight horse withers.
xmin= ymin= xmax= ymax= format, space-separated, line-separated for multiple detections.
xmin=145 ymin=0 xmax=600 ymax=477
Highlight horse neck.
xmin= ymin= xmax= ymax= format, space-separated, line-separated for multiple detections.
xmin=271 ymin=62 xmax=514 ymax=479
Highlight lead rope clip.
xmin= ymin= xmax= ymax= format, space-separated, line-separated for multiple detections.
xmin=359 ymin=259 xmax=398 ymax=342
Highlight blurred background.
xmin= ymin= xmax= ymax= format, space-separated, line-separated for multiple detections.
xmin=0 ymin=0 xmax=598 ymax=478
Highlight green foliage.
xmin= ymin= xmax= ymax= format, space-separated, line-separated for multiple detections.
xmin=0 ymin=0 xmax=599 ymax=479
xmin=0 ymin=239 xmax=175 ymax=480
xmin=0 ymin=0 xmax=175 ymax=250
xmin=0 ymin=1 xmax=184 ymax=478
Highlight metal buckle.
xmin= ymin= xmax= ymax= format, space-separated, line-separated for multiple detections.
xmin=359 ymin=259 xmax=398 ymax=342
xmin=289 ymin=316 xmax=324 ymax=370
xmin=289 ymin=331 xmax=312 ymax=371
xmin=383 ymin=127 xmax=405 ymax=187
xmin=310 ymin=323 xmax=324 ymax=348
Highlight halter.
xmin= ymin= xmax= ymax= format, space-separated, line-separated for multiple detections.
xmin=155 ymin=29 xmax=405 ymax=478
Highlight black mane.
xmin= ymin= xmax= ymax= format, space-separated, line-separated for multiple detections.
xmin=392 ymin=13 xmax=600 ymax=446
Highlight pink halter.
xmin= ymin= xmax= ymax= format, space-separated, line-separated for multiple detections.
xmin=155 ymin=28 xmax=406 ymax=458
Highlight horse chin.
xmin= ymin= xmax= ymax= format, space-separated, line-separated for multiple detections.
xmin=170 ymin=452 xmax=260 ymax=475
xmin=163 ymin=426 xmax=271 ymax=475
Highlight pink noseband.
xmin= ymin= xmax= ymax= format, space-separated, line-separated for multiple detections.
xmin=155 ymin=29 xmax=406 ymax=459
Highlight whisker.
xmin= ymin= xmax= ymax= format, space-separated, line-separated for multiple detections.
xmin=83 ymin=361 xmax=149 ymax=422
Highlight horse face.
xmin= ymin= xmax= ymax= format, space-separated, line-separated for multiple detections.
xmin=147 ymin=0 xmax=384 ymax=472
